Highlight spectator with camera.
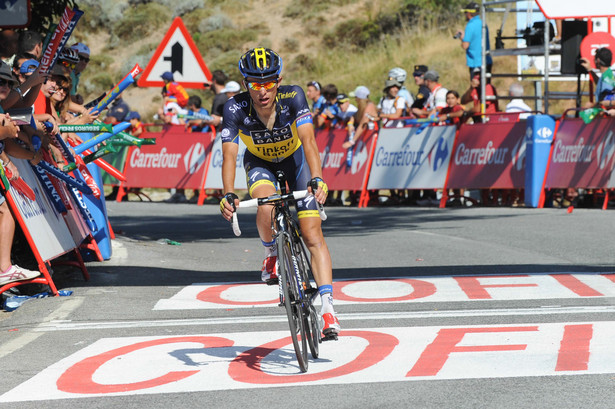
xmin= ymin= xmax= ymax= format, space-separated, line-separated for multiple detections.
xmin=580 ymin=47 xmax=614 ymax=109
xmin=456 ymin=2 xmax=493 ymax=80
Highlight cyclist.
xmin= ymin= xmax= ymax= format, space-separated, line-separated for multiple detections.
xmin=218 ymin=47 xmax=340 ymax=337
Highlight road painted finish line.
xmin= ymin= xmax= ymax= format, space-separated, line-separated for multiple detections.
xmin=2 ymin=322 xmax=613 ymax=402
xmin=154 ymin=273 xmax=615 ymax=310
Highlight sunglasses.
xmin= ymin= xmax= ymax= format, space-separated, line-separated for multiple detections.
xmin=80 ymin=56 xmax=90 ymax=63
xmin=60 ymin=60 xmax=76 ymax=69
xmin=0 ymin=79 xmax=9 ymax=87
xmin=246 ymin=80 xmax=277 ymax=91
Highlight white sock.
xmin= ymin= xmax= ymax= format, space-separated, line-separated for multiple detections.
xmin=320 ymin=292 xmax=334 ymax=315
xmin=262 ymin=239 xmax=277 ymax=258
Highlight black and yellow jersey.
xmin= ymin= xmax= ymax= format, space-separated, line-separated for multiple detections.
xmin=220 ymin=85 xmax=313 ymax=163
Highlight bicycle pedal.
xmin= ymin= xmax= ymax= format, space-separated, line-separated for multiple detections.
xmin=265 ymin=277 xmax=279 ymax=286
xmin=321 ymin=331 xmax=339 ymax=342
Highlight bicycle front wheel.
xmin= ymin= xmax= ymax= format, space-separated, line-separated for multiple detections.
xmin=278 ymin=232 xmax=309 ymax=372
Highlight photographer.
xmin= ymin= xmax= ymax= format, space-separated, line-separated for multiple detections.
xmin=455 ymin=2 xmax=493 ymax=80
xmin=580 ymin=47 xmax=614 ymax=109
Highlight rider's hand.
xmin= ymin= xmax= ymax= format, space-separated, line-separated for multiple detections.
xmin=219 ymin=192 xmax=239 ymax=221
xmin=308 ymin=177 xmax=328 ymax=204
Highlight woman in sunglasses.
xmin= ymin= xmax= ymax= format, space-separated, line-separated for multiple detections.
xmin=219 ymin=47 xmax=340 ymax=338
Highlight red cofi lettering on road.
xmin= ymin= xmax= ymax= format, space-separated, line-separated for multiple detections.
xmin=333 ymin=279 xmax=436 ymax=302
xmin=56 ymin=336 xmax=234 ymax=394
xmin=406 ymin=326 xmax=539 ymax=377
xmin=197 ymin=284 xmax=277 ymax=305
xmin=454 ymin=275 xmax=538 ymax=299
xmin=555 ymin=324 xmax=593 ymax=371
xmin=549 ymin=274 xmax=603 ymax=297
xmin=228 ymin=330 xmax=398 ymax=384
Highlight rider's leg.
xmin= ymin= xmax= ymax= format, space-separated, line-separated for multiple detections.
xmin=251 ymin=183 xmax=278 ymax=281
xmin=300 ymin=216 xmax=340 ymax=334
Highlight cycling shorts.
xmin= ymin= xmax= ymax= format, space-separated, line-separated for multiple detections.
xmin=244 ymin=145 xmax=320 ymax=219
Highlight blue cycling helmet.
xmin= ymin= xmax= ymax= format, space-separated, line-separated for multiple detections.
xmin=238 ymin=47 xmax=282 ymax=80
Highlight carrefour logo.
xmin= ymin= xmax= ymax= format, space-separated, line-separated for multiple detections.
xmin=184 ymin=143 xmax=206 ymax=174
xmin=429 ymin=136 xmax=449 ymax=172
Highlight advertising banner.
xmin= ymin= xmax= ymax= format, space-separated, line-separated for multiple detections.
xmin=10 ymin=159 xmax=76 ymax=261
xmin=123 ymin=126 xmax=214 ymax=190
xmin=367 ymin=125 xmax=456 ymax=190
xmin=446 ymin=122 xmax=527 ymax=189
xmin=545 ymin=117 xmax=615 ymax=189
xmin=203 ymin=136 xmax=247 ymax=190
xmin=315 ymin=128 xmax=376 ymax=191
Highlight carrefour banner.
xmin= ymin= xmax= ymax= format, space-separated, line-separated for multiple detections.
xmin=446 ymin=122 xmax=527 ymax=189
xmin=546 ymin=117 xmax=615 ymax=189
xmin=203 ymin=136 xmax=247 ymax=190
xmin=367 ymin=125 xmax=456 ymax=190
xmin=315 ymin=128 xmax=377 ymax=190
xmin=123 ymin=126 xmax=214 ymax=189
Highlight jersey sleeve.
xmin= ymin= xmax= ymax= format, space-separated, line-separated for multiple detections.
xmin=290 ymin=85 xmax=313 ymax=127
xmin=220 ymin=98 xmax=240 ymax=144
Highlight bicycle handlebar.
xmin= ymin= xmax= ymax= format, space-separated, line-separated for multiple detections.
xmin=231 ymin=190 xmax=327 ymax=237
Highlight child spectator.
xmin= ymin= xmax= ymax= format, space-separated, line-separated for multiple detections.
xmin=461 ymin=68 xmax=498 ymax=123
xmin=127 ymin=111 xmax=143 ymax=137
xmin=438 ymin=90 xmax=465 ymax=126
xmin=161 ymin=71 xmax=189 ymax=108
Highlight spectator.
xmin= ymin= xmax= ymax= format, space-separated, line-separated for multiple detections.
xmin=377 ymin=79 xmax=406 ymax=125
xmin=202 ymin=69 xmax=228 ymax=132
xmin=456 ymin=2 xmax=493 ymax=80
xmin=460 ymin=68 xmax=498 ymax=123
xmin=69 ymin=42 xmax=90 ymax=97
xmin=0 ymin=64 xmax=43 ymax=286
xmin=306 ymin=80 xmax=325 ymax=117
xmin=184 ymin=95 xmax=211 ymax=133
xmin=410 ymin=64 xmax=430 ymax=113
xmin=315 ymin=83 xmax=340 ymax=128
xmin=0 ymin=30 xmax=18 ymax=64
xmin=505 ymin=82 xmax=532 ymax=118
xmin=412 ymin=70 xmax=448 ymax=118
xmin=160 ymin=71 xmax=189 ymax=108
xmin=221 ymin=80 xmax=240 ymax=99
xmin=17 ymin=30 xmax=43 ymax=60
xmin=127 ymin=111 xmax=143 ymax=137
xmin=580 ymin=47 xmax=614 ymax=108
xmin=344 ymin=85 xmax=379 ymax=205
xmin=104 ymin=96 xmax=130 ymax=124
xmin=388 ymin=67 xmax=414 ymax=112
xmin=334 ymin=93 xmax=357 ymax=129
xmin=438 ymin=90 xmax=465 ymax=126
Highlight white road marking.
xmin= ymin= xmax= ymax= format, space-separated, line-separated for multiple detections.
xmin=34 ymin=305 xmax=615 ymax=331
xmin=0 ymin=297 xmax=84 ymax=359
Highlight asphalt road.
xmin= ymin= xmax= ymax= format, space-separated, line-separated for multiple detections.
xmin=0 ymin=201 xmax=614 ymax=408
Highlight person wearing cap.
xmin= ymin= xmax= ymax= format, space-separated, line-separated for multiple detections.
xmin=334 ymin=93 xmax=357 ymax=128
xmin=306 ymin=80 xmax=325 ymax=117
xmin=70 ymin=42 xmax=91 ymax=96
xmin=460 ymin=67 xmax=498 ymax=122
xmin=455 ymin=2 xmax=493 ymax=80
xmin=377 ymin=78 xmax=407 ymax=125
xmin=221 ymin=80 xmax=241 ymax=98
xmin=410 ymin=65 xmax=430 ymax=111
xmin=105 ymin=96 xmax=131 ymax=125
xmin=388 ymin=67 xmax=414 ymax=110
xmin=412 ymin=70 xmax=448 ymax=118
xmin=161 ymin=71 xmax=189 ymax=108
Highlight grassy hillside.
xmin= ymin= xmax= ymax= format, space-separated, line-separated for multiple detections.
xmin=69 ymin=0 xmax=578 ymax=119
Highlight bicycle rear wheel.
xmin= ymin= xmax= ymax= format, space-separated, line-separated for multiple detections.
xmin=278 ymin=232 xmax=308 ymax=372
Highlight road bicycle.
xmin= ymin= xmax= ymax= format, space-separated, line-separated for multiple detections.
xmin=231 ymin=171 xmax=330 ymax=372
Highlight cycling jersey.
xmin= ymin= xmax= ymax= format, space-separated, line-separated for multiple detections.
xmin=220 ymin=84 xmax=313 ymax=163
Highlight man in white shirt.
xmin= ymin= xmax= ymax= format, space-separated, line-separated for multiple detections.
xmin=412 ymin=70 xmax=447 ymax=117
xmin=505 ymin=82 xmax=532 ymax=119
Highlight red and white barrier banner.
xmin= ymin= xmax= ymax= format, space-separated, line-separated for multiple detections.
xmin=366 ymin=125 xmax=456 ymax=190
xmin=546 ymin=117 xmax=615 ymax=189
xmin=123 ymin=126 xmax=214 ymax=190
xmin=446 ymin=122 xmax=526 ymax=189
xmin=10 ymin=159 xmax=78 ymax=261
xmin=315 ymin=128 xmax=376 ymax=190
xmin=203 ymin=137 xmax=247 ymax=190
xmin=154 ymin=273 xmax=615 ymax=310
xmin=2 ymin=322 xmax=614 ymax=400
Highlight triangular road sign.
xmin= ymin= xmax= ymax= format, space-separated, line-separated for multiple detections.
xmin=138 ymin=17 xmax=212 ymax=89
